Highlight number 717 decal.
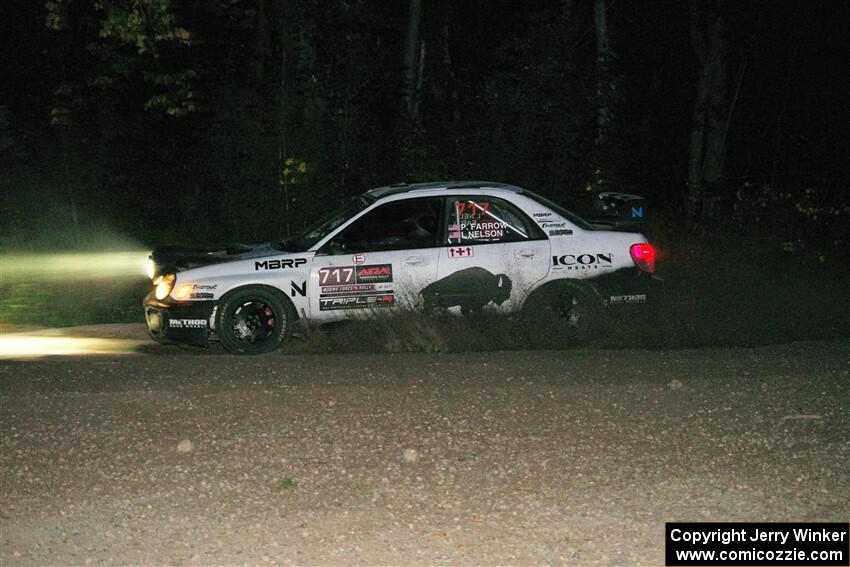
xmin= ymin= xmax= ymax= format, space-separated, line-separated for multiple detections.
xmin=455 ymin=200 xmax=490 ymax=218
xmin=319 ymin=264 xmax=393 ymax=286
xmin=320 ymin=266 xmax=355 ymax=285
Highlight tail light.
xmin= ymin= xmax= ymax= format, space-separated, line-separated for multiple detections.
xmin=630 ymin=243 xmax=656 ymax=273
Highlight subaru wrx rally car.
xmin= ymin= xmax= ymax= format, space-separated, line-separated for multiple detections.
xmin=144 ymin=181 xmax=659 ymax=354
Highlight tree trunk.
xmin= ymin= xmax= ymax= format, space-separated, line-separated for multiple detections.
xmin=441 ymin=15 xmax=459 ymax=121
xmin=592 ymin=0 xmax=615 ymax=192
xmin=687 ymin=0 xmax=726 ymax=231
xmin=277 ymin=0 xmax=316 ymax=235
xmin=256 ymin=0 xmax=268 ymax=81
xmin=402 ymin=0 xmax=423 ymax=122
xmin=771 ymin=46 xmax=798 ymax=185
xmin=58 ymin=127 xmax=81 ymax=245
xmin=399 ymin=0 xmax=425 ymax=178
xmin=279 ymin=0 xmax=290 ymax=235
xmin=593 ymin=0 xmax=611 ymax=147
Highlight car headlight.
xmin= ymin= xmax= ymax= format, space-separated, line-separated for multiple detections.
xmin=154 ymin=273 xmax=176 ymax=300
xmin=175 ymin=284 xmax=192 ymax=299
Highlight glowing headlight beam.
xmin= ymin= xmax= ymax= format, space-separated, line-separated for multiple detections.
xmin=1 ymin=251 xmax=151 ymax=281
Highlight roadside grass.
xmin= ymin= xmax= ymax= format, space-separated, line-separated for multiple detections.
xmin=291 ymin=309 xmax=528 ymax=354
xmin=0 ymin=277 xmax=149 ymax=330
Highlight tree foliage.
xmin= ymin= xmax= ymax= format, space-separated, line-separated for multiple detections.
xmin=0 ymin=0 xmax=847 ymax=256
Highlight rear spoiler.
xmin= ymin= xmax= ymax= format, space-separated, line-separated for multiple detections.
xmin=587 ymin=192 xmax=648 ymax=232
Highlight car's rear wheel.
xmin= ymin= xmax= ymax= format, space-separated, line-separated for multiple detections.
xmin=522 ymin=282 xmax=604 ymax=348
xmin=216 ymin=286 xmax=294 ymax=354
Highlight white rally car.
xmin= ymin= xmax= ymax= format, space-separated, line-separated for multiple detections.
xmin=144 ymin=181 xmax=658 ymax=354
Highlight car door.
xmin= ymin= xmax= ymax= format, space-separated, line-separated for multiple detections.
xmin=308 ymin=196 xmax=443 ymax=321
xmin=428 ymin=195 xmax=550 ymax=314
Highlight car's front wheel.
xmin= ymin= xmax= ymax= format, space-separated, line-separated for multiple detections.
xmin=522 ymin=282 xmax=605 ymax=348
xmin=216 ymin=286 xmax=294 ymax=354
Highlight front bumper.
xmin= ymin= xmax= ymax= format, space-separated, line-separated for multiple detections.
xmin=143 ymin=291 xmax=216 ymax=347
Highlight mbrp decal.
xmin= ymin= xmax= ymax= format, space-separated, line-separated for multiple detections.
xmin=254 ymin=258 xmax=308 ymax=271
xmin=532 ymin=212 xmax=552 ymax=218
xmin=552 ymin=253 xmax=614 ymax=270
xmin=168 ymin=318 xmax=207 ymax=328
xmin=447 ymin=246 xmax=474 ymax=258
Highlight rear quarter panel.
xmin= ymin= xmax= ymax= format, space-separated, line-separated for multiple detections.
xmin=549 ymin=229 xmax=644 ymax=279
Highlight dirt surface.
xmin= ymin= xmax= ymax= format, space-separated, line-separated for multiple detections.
xmin=1 ymin=329 xmax=848 ymax=565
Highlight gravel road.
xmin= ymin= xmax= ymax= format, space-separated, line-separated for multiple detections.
xmin=1 ymin=331 xmax=848 ymax=565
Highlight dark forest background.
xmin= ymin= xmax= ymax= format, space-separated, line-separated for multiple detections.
xmin=1 ymin=0 xmax=848 ymax=256
xmin=1 ymin=0 xmax=849 ymax=341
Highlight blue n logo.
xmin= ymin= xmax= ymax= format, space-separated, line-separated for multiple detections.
xmin=631 ymin=207 xmax=644 ymax=218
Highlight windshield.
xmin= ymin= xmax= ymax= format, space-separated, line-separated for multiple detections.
xmin=275 ymin=194 xmax=376 ymax=252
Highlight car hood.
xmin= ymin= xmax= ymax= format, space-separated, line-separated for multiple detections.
xmin=150 ymin=242 xmax=288 ymax=273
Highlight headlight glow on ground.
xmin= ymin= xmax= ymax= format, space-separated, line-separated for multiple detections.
xmin=0 ymin=334 xmax=142 ymax=359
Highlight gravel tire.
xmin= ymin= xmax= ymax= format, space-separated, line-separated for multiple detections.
xmin=216 ymin=286 xmax=294 ymax=354
xmin=523 ymin=282 xmax=605 ymax=348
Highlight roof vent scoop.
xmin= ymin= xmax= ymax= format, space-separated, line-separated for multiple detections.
xmin=589 ymin=192 xmax=648 ymax=232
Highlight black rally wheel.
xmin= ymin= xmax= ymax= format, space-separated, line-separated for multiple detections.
xmin=523 ymin=282 xmax=604 ymax=348
xmin=216 ymin=286 xmax=294 ymax=354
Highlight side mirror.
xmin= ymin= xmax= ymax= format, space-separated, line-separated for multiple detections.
xmin=316 ymin=239 xmax=346 ymax=256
